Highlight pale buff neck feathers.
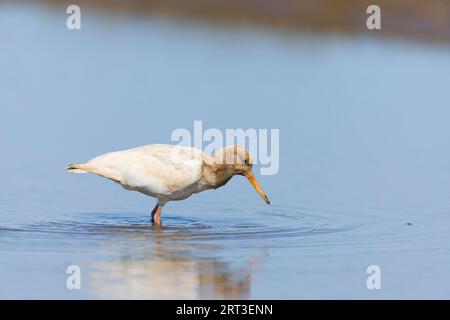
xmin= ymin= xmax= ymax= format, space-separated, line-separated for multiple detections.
xmin=200 ymin=146 xmax=253 ymax=189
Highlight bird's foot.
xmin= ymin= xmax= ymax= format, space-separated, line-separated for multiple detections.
xmin=152 ymin=215 xmax=161 ymax=225
xmin=151 ymin=205 xmax=163 ymax=225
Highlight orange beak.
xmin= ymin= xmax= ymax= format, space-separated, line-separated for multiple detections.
xmin=245 ymin=171 xmax=270 ymax=205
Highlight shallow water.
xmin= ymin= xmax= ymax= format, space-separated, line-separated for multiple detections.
xmin=1 ymin=3 xmax=450 ymax=299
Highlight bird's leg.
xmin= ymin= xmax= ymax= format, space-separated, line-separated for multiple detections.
xmin=151 ymin=204 xmax=163 ymax=225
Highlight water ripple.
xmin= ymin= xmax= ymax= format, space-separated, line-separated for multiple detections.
xmin=0 ymin=204 xmax=354 ymax=245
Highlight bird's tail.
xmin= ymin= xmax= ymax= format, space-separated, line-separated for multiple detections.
xmin=66 ymin=163 xmax=89 ymax=174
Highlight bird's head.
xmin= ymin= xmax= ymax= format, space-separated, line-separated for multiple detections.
xmin=216 ymin=145 xmax=270 ymax=205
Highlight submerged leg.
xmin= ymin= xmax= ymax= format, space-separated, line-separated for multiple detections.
xmin=151 ymin=203 xmax=163 ymax=225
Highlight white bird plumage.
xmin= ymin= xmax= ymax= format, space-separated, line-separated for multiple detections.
xmin=67 ymin=144 xmax=270 ymax=225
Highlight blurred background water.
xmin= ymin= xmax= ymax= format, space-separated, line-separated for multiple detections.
xmin=0 ymin=1 xmax=450 ymax=299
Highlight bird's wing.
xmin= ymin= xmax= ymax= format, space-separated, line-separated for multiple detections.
xmin=85 ymin=145 xmax=204 ymax=195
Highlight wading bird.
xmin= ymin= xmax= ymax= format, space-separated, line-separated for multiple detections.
xmin=67 ymin=144 xmax=270 ymax=225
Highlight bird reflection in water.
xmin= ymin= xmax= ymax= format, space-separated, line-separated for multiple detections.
xmin=87 ymin=223 xmax=262 ymax=299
